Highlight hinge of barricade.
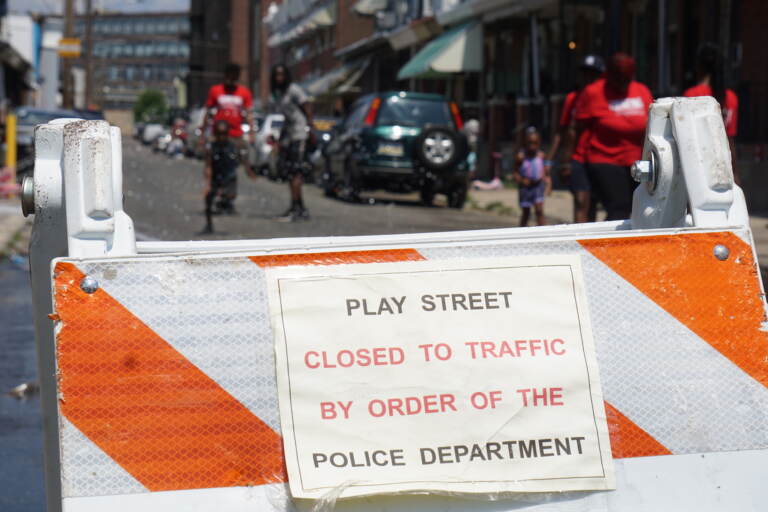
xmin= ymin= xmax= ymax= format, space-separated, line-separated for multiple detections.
xmin=630 ymin=96 xmax=749 ymax=230
xmin=23 ymin=118 xmax=137 ymax=258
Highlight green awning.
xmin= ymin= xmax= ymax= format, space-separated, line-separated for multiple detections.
xmin=301 ymin=59 xmax=370 ymax=98
xmin=352 ymin=0 xmax=387 ymax=15
xmin=397 ymin=21 xmax=482 ymax=80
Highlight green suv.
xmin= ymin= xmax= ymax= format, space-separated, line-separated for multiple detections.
xmin=322 ymin=92 xmax=469 ymax=208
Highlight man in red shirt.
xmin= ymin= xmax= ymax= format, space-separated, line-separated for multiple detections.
xmin=683 ymin=44 xmax=739 ymax=183
xmin=548 ymin=54 xmax=604 ymax=223
xmin=200 ymin=63 xmax=255 ymax=214
xmin=574 ymin=53 xmax=653 ymax=221
xmin=202 ymin=62 xmax=255 ymax=144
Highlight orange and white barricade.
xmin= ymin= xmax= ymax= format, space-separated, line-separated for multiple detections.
xmin=23 ymin=98 xmax=767 ymax=512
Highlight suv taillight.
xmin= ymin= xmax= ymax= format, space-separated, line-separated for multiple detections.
xmin=364 ymin=98 xmax=382 ymax=126
xmin=450 ymin=102 xmax=463 ymax=130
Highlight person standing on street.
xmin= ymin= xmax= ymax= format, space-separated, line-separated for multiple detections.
xmin=684 ymin=44 xmax=740 ymax=183
xmin=200 ymin=62 xmax=255 ymax=178
xmin=574 ymin=53 xmax=653 ymax=221
xmin=514 ymin=127 xmax=551 ymax=227
xmin=271 ymin=64 xmax=314 ymax=222
xmin=548 ymin=54 xmax=604 ymax=223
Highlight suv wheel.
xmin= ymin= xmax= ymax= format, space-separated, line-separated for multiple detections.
xmin=415 ymin=126 xmax=468 ymax=172
xmin=322 ymin=174 xmax=337 ymax=198
xmin=342 ymin=157 xmax=362 ymax=202
xmin=420 ymin=184 xmax=436 ymax=206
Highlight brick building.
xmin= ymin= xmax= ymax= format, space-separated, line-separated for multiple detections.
xmin=188 ymin=0 xmax=767 ymax=170
xmin=188 ymin=0 xmax=264 ymax=108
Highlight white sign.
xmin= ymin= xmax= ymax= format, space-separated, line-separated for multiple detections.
xmin=267 ymin=256 xmax=614 ymax=499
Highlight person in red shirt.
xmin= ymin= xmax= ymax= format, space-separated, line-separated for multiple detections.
xmin=199 ymin=63 xmax=255 ymax=215
xmin=683 ymin=44 xmax=739 ymax=183
xmin=202 ymin=62 xmax=255 ymax=144
xmin=547 ymin=54 xmax=605 ymax=223
xmin=574 ymin=53 xmax=653 ymax=221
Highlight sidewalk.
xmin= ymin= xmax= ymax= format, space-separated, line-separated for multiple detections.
xmin=468 ymin=186 xmax=574 ymax=224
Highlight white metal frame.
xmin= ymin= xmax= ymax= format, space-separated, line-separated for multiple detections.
xmin=22 ymin=97 xmax=763 ymax=512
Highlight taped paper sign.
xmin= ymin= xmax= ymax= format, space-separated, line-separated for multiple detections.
xmin=267 ymin=256 xmax=615 ymax=499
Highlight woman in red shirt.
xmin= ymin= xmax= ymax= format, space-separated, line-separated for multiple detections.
xmin=683 ymin=44 xmax=739 ymax=183
xmin=574 ymin=53 xmax=653 ymax=221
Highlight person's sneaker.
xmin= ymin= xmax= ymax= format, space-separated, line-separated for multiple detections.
xmin=276 ymin=207 xmax=299 ymax=222
xmin=296 ymin=207 xmax=310 ymax=221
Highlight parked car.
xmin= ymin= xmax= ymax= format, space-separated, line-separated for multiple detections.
xmin=141 ymin=123 xmax=166 ymax=145
xmin=165 ymin=118 xmax=188 ymax=158
xmin=308 ymin=116 xmax=341 ymax=186
xmin=74 ymin=109 xmax=105 ymax=120
xmin=253 ymin=114 xmax=284 ymax=177
xmin=323 ymin=92 xmax=469 ymax=208
xmin=185 ymin=107 xmax=207 ymax=158
xmin=153 ymin=131 xmax=171 ymax=153
xmin=15 ymin=107 xmax=78 ymax=179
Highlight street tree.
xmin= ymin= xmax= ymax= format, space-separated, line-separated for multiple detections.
xmin=133 ymin=89 xmax=168 ymax=124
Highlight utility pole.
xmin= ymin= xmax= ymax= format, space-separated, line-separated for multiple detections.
xmin=62 ymin=0 xmax=74 ymax=108
xmin=85 ymin=0 xmax=93 ymax=108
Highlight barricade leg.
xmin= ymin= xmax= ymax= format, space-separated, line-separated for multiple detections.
xmin=26 ymin=119 xmax=135 ymax=512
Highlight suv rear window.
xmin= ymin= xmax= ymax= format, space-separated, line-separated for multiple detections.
xmin=17 ymin=110 xmax=70 ymax=125
xmin=376 ymin=97 xmax=452 ymax=128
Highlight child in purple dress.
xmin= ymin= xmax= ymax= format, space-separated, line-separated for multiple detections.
xmin=513 ymin=128 xmax=552 ymax=226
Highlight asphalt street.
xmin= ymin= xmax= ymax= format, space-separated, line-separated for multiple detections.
xmin=121 ymin=141 xmax=512 ymax=241
xmin=0 ymin=259 xmax=45 ymax=512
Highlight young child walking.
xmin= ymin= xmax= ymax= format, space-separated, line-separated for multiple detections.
xmin=202 ymin=120 xmax=254 ymax=234
xmin=513 ymin=128 xmax=552 ymax=226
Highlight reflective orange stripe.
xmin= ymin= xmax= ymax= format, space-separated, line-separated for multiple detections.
xmin=581 ymin=232 xmax=768 ymax=388
xmin=249 ymin=248 xmax=425 ymax=267
xmin=604 ymin=401 xmax=672 ymax=458
xmin=54 ymin=262 xmax=287 ymax=492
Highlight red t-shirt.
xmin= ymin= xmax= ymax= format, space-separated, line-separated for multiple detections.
xmin=575 ymin=78 xmax=653 ymax=167
xmin=683 ymin=84 xmax=738 ymax=137
xmin=559 ymin=91 xmax=578 ymax=127
xmin=560 ymin=90 xmax=589 ymax=163
xmin=205 ymin=84 xmax=254 ymax=137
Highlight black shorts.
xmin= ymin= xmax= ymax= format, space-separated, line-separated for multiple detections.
xmin=279 ymin=140 xmax=310 ymax=179
xmin=570 ymin=160 xmax=590 ymax=193
xmin=585 ymin=163 xmax=636 ymax=221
